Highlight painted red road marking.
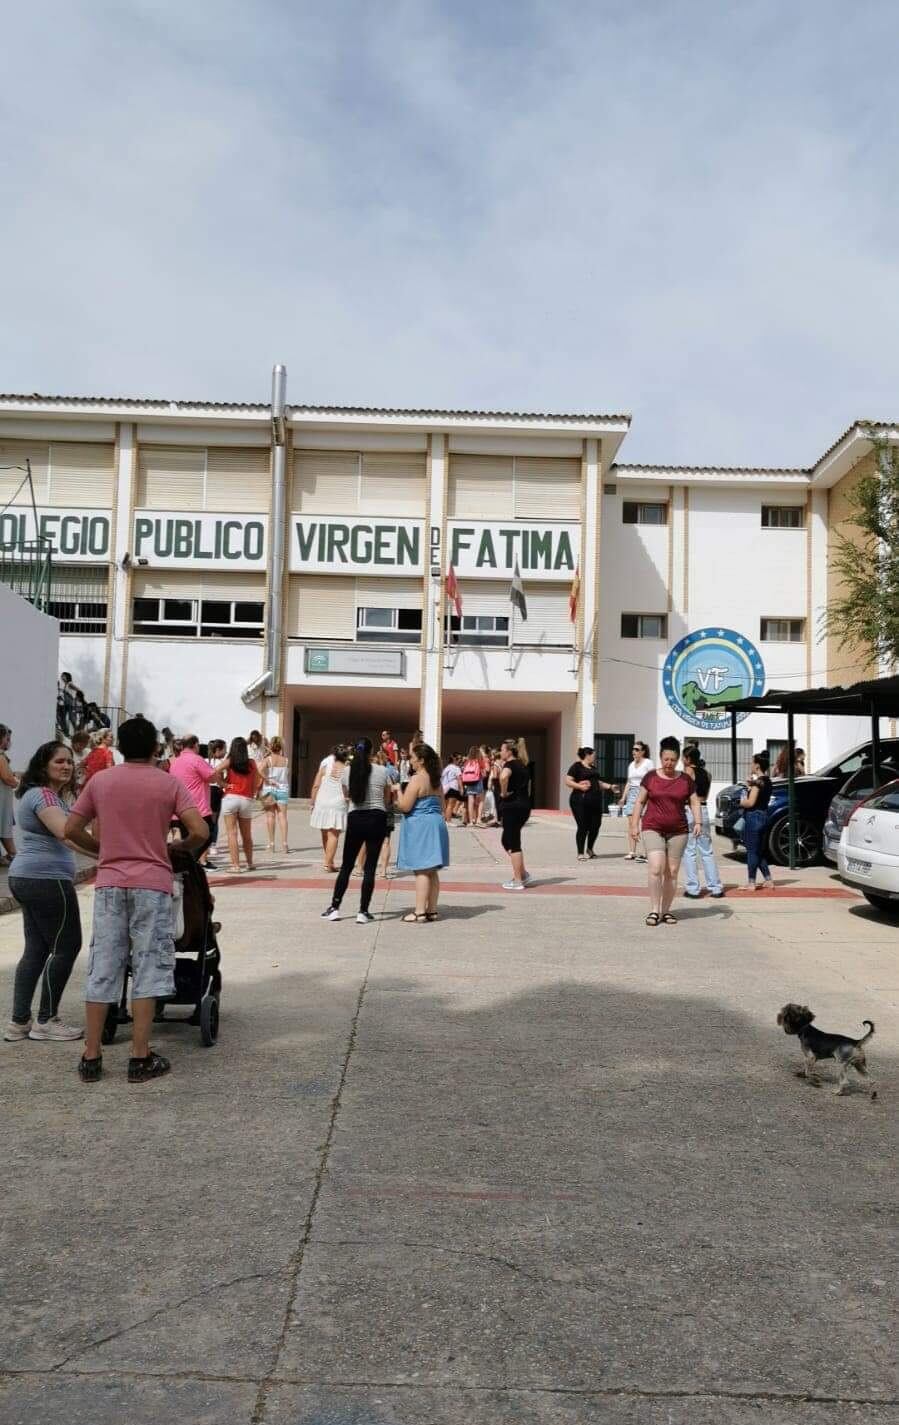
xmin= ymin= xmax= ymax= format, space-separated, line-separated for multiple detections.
xmin=211 ymin=875 xmax=857 ymax=900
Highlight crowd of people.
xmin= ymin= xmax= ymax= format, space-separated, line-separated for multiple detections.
xmin=0 ymin=706 xmax=782 ymax=1079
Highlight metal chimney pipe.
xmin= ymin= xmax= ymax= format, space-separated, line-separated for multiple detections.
xmin=266 ymin=363 xmax=288 ymax=696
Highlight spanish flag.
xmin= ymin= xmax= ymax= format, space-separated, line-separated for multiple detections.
xmin=568 ymin=566 xmax=580 ymax=623
xmin=445 ymin=563 xmax=462 ymax=618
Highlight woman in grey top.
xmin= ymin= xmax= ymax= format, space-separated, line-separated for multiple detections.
xmin=4 ymin=741 xmax=85 ymax=1042
xmin=321 ymin=737 xmax=390 ymax=925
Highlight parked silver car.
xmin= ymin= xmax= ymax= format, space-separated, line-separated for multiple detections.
xmin=823 ymin=762 xmax=899 ymax=864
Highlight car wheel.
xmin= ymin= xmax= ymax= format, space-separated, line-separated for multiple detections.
xmin=862 ymin=891 xmax=899 ymax=917
xmin=766 ymin=814 xmax=822 ymax=868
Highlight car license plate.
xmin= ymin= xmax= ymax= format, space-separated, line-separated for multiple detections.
xmin=846 ymin=858 xmax=871 ymax=875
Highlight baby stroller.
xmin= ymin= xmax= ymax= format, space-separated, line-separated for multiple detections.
xmin=102 ymin=846 xmax=223 ymax=1048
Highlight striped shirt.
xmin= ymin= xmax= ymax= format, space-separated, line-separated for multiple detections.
xmin=10 ymin=788 xmax=76 ymax=880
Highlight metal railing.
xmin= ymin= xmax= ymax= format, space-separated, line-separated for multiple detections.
xmin=0 ymin=538 xmax=54 ymax=612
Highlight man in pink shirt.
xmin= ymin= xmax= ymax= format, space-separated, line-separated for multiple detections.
xmin=169 ymin=734 xmax=218 ymax=861
xmin=66 ymin=716 xmax=208 ymax=1084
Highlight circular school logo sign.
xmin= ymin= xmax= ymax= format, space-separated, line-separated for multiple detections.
xmin=662 ymin=628 xmax=765 ymax=731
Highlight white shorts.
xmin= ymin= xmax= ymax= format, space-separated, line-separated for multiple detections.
xmin=221 ymin=794 xmax=255 ymax=820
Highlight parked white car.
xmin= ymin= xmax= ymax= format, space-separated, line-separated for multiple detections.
xmin=837 ymin=779 xmax=899 ymax=914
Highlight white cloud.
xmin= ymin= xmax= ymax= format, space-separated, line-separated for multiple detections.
xmin=2 ymin=0 xmax=898 ymax=464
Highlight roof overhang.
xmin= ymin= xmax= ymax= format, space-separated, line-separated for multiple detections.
xmin=287 ymin=405 xmax=631 ymax=460
xmin=810 ymin=422 xmax=899 ymax=489
xmin=612 ymin=463 xmax=810 ymax=488
xmin=0 ymin=394 xmax=631 ymax=455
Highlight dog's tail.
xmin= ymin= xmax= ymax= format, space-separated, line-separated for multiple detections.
xmin=858 ymin=1020 xmax=875 ymax=1045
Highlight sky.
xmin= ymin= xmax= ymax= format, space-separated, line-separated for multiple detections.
xmin=2 ymin=0 xmax=898 ymax=467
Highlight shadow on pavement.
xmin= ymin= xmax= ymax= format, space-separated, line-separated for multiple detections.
xmin=0 ymin=942 xmax=895 ymax=1421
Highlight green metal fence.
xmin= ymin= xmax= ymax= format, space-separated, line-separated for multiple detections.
xmin=0 ymin=538 xmax=54 ymax=612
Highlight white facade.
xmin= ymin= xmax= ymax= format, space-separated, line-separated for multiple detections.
xmin=1 ymin=388 xmax=893 ymax=805
xmin=1 ymin=580 xmax=59 ymax=751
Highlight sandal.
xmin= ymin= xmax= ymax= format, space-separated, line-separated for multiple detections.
xmin=401 ymin=912 xmax=428 ymax=923
xmin=425 ymin=912 xmax=439 ymax=922
xmin=78 ymin=1053 xmax=103 ymax=1083
xmin=128 ymin=1050 xmax=172 ymax=1083
xmin=645 ymin=912 xmax=660 ymax=927
xmin=661 ymin=913 xmax=678 ymax=925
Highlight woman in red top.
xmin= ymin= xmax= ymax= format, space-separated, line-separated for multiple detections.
xmin=81 ymin=731 xmax=115 ymax=783
xmin=219 ymin=736 xmax=261 ymax=874
xmin=629 ymin=736 xmax=702 ymax=927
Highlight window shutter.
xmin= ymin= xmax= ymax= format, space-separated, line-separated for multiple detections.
xmin=0 ymin=440 xmax=50 ymax=503
xmin=513 ymin=456 xmax=581 ymax=520
xmin=359 ymin=452 xmax=426 ymax=515
xmin=205 ymin=447 xmax=270 ymax=511
xmin=456 ymin=581 xmax=509 ymax=620
xmin=513 ymin=583 xmax=573 ymax=647
xmin=50 ymin=563 xmax=110 ymax=599
xmin=48 ymin=443 xmax=115 ymax=506
xmin=132 ymin=570 xmax=265 ymax=601
xmin=287 ymin=575 xmax=356 ymax=639
xmin=137 ymin=446 xmax=205 ymax=509
xmin=292 ymin=451 xmax=359 ymax=513
xmin=355 ymin=575 xmax=422 ymax=610
xmin=447 ymin=455 xmax=514 ymax=517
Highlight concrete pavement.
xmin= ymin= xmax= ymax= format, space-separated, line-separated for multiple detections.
xmin=1 ymin=811 xmax=896 ymax=1423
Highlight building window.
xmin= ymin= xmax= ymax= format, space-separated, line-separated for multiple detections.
xmin=623 ymin=500 xmax=668 ymax=525
xmin=444 ymin=613 xmax=510 ymax=647
xmin=356 ymin=606 xmax=423 ymax=644
xmin=693 ymin=738 xmax=753 ymax=782
xmin=47 ymin=565 xmax=109 ymax=634
xmin=594 ymin=734 xmax=633 ymax=795
xmin=760 ymin=617 xmax=805 ymax=642
xmin=621 ymin=612 xmax=668 ymax=639
xmin=132 ymin=596 xmax=264 ymax=639
xmin=761 ymin=505 xmax=805 ymax=528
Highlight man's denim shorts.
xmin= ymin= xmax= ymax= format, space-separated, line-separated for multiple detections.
xmin=85 ymin=887 xmax=176 ymax=1003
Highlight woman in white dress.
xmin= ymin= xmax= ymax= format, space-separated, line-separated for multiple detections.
xmin=618 ymin=740 xmax=654 ymax=862
xmin=309 ymin=750 xmax=349 ymax=871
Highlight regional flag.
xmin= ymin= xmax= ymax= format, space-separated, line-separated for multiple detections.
xmin=569 ymin=566 xmax=580 ymax=623
xmin=446 ymin=563 xmax=462 ymax=618
xmin=510 ymin=560 xmax=527 ymax=620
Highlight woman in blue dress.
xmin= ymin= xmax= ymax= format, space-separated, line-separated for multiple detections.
xmin=396 ymin=742 xmax=450 ymax=922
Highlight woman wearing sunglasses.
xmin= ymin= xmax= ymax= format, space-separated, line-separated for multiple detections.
xmin=618 ymin=741 xmax=653 ymax=861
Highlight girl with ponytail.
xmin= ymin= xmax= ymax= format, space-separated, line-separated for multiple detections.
xmin=322 ymin=737 xmax=391 ymax=924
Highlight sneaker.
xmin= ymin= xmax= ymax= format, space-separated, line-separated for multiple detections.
xmin=577 ymin=853 xmax=588 ymax=862
xmin=78 ymin=1053 xmax=103 ymax=1083
xmin=522 ymin=872 xmax=533 ymax=885
xmin=28 ymin=1017 xmax=84 ymax=1041
xmin=710 ymin=889 xmax=725 ymax=899
xmin=4 ymin=1019 xmax=32 ymax=1041
xmin=635 ymin=854 xmax=647 ymax=864
xmin=321 ymin=906 xmax=341 ymax=921
xmin=502 ymin=879 xmax=525 ymax=891
xmin=683 ymin=890 xmax=701 ymax=900
xmin=356 ymin=911 xmax=374 ymax=924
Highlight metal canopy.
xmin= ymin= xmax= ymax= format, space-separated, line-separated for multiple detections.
xmin=698 ymin=674 xmax=899 ymax=871
xmin=724 ymin=673 xmax=899 ymax=720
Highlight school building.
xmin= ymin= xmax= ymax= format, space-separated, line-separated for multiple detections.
xmin=0 ymin=370 xmax=892 ymax=805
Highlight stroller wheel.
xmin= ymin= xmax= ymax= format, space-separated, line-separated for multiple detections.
xmin=199 ymin=993 xmax=219 ymax=1047
xmin=101 ymin=1003 xmax=118 ymax=1046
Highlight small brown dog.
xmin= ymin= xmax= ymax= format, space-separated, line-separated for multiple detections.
xmin=777 ymin=1003 xmax=876 ymax=1097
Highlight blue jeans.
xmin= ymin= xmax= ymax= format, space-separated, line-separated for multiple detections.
xmin=743 ymin=808 xmax=770 ymax=883
xmin=683 ymin=806 xmax=722 ymax=894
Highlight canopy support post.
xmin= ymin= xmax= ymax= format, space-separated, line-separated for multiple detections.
xmin=730 ymin=709 xmax=738 ymax=784
xmin=787 ymin=709 xmax=797 ymax=871
xmin=871 ymin=700 xmax=881 ymax=784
